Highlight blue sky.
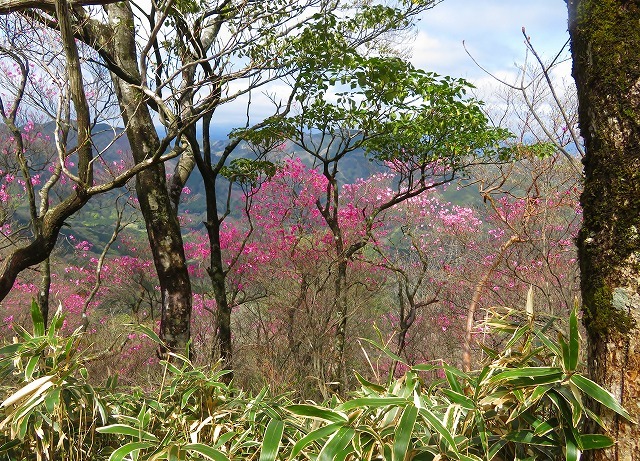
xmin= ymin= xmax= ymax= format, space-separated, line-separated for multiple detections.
xmin=212 ymin=0 xmax=572 ymax=135
xmin=414 ymin=0 xmax=570 ymax=80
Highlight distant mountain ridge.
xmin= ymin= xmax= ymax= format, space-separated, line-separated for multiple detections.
xmin=5 ymin=122 xmax=476 ymax=252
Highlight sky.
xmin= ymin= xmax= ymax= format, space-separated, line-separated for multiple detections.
xmin=211 ymin=0 xmax=572 ymax=136
xmin=414 ymin=0 xmax=570 ymax=81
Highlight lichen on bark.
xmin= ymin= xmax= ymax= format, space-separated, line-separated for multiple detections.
xmin=568 ymin=0 xmax=640 ymax=458
xmin=571 ymin=0 xmax=640 ymax=337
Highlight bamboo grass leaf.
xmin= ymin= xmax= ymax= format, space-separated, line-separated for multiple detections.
xmin=30 ymin=300 xmax=45 ymax=337
xmin=359 ymin=337 xmax=406 ymax=364
xmin=569 ymin=375 xmax=634 ymax=422
xmin=418 ymin=407 xmax=459 ymax=456
xmin=184 ymin=443 xmax=230 ymax=461
xmin=107 ymin=442 xmax=155 ymax=461
xmin=578 ymin=434 xmax=614 ymax=450
xmin=564 ymin=427 xmax=580 ymax=461
xmin=354 ymin=370 xmax=386 ymax=393
xmin=259 ymin=419 xmax=284 ymax=461
xmin=97 ymin=424 xmax=159 ymax=441
xmin=568 ymin=305 xmax=580 ymax=372
xmin=318 ymin=427 xmax=355 ymax=461
xmin=393 ymin=405 xmax=417 ymax=461
xmin=289 ymin=422 xmax=345 ymax=459
xmin=338 ymin=397 xmax=408 ymax=412
xmin=287 ymin=404 xmax=348 ymax=423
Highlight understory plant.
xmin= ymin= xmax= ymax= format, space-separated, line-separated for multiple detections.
xmin=0 ymin=295 xmax=631 ymax=460
xmin=0 ymin=301 xmax=111 ymax=460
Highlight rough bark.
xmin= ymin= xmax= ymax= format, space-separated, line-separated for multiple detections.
xmin=0 ymin=2 xmax=193 ymax=351
xmin=0 ymin=0 xmax=119 ymax=14
xmin=332 ymin=256 xmax=348 ymax=391
xmin=0 ymin=193 xmax=88 ymax=300
xmin=105 ymin=2 xmax=192 ymax=353
xmin=207 ymin=214 xmax=233 ymax=372
xmin=195 ymin=136 xmax=232 ymax=370
xmin=317 ymin=171 xmax=349 ymax=393
xmin=568 ymin=1 xmax=640 ymax=459
xmin=38 ymin=258 xmax=51 ymax=326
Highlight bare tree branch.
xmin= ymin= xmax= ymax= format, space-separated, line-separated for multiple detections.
xmin=0 ymin=0 xmax=119 ymax=14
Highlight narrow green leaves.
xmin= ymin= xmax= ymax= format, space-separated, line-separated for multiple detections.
xmin=30 ymin=300 xmax=45 ymax=337
xmin=578 ymin=434 xmax=614 ymax=450
xmin=568 ymin=304 xmax=580 ymax=372
xmin=259 ymin=419 xmax=284 ymax=461
xmin=0 ymin=292 xmax=632 ymax=461
xmin=287 ymin=404 xmax=348 ymax=423
xmin=290 ymin=422 xmax=345 ymax=459
xmin=107 ymin=441 xmax=156 ymax=461
xmin=393 ymin=405 xmax=418 ymax=461
xmin=96 ymin=424 xmax=158 ymax=442
xmin=569 ymin=374 xmax=634 ymax=422
xmin=338 ymin=397 xmax=408 ymax=412
xmin=183 ymin=443 xmax=230 ymax=461
xmin=318 ymin=427 xmax=355 ymax=461
xmin=418 ymin=407 xmax=458 ymax=455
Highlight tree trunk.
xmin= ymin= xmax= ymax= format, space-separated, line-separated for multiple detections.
xmin=332 ymin=256 xmax=349 ymax=391
xmin=38 ymin=257 xmax=51 ymax=326
xmin=189 ymin=113 xmax=234 ymax=373
xmin=205 ymin=212 xmax=233 ymax=373
xmin=106 ymin=2 xmax=192 ymax=353
xmin=568 ymin=1 xmax=640 ymax=459
xmin=0 ymin=195 xmax=86 ymax=299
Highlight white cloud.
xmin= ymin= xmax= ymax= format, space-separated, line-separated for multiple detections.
xmin=213 ymin=1 xmax=572 ymax=132
xmin=411 ymin=0 xmax=570 ymax=82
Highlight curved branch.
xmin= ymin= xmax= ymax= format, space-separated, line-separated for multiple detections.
xmin=0 ymin=0 xmax=119 ymax=14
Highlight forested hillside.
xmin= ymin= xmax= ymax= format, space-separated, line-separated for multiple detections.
xmin=0 ymin=0 xmax=637 ymax=459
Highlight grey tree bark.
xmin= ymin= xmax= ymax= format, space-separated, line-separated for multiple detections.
xmin=103 ymin=2 xmax=193 ymax=353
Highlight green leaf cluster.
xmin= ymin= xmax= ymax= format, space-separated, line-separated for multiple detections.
xmin=0 ymin=302 xmax=109 ymax=459
xmin=220 ymin=158 xmax=277 ymax=185
xmin=244 ymin=44 xmax=512 ymax=177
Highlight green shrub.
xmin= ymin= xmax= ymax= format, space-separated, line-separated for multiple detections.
xmin=0 ymin=297 xmax=631 ymax=460
xmin=0 ymin=301 xmax=110 ymax=460
xmin=287 ymin=301 xmax=629 ymax=461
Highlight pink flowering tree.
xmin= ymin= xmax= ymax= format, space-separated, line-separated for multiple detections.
xmin=0 ymin=18 xmax=184 ymax=329
xmin=207 ymin=158 xmax=388 ymax=394
xmin=365 ymin=189 xmax=480 ymax=371
xmin=0 ymin=17 xmax=95 ymax=318
xmin=332 ymin=152 xmax=581 ymax=374
xmin=246 ymin=55 xmax=511 ymax=389
xmin=457 ymin=153 xmax=580 ymax=369
xmin=363 ymin=153 xmax=580 ymax=372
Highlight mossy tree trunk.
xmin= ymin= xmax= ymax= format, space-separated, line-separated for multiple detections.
xmin=106 ymin=2 xmax=192 ymax=354
xmin=0 ymin=1 xmax=193 ymax=352
xmin=567 ymin=1 xmax=640 ymax=459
